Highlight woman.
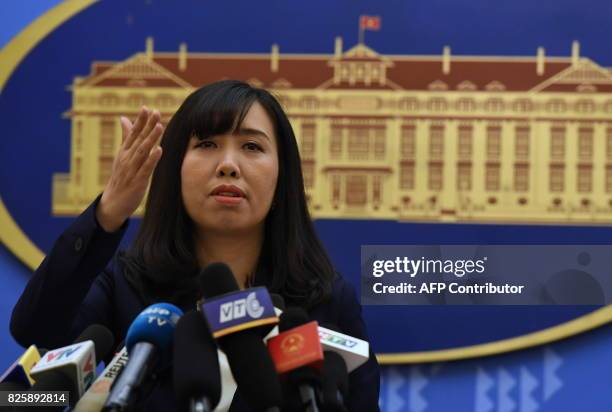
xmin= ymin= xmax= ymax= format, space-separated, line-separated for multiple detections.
xmin=11 ymin=80 xmax=380 ymax=411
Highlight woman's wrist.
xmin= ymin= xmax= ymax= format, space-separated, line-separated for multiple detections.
xmin=95 ymin=198 xmax=125 ymax=233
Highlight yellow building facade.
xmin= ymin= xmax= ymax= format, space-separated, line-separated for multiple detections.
xmin=53 ymin=38 xmax=612 ymax=224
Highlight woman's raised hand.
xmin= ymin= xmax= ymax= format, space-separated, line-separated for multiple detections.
xmin=96 ymin=107 xmax=164 ymax=232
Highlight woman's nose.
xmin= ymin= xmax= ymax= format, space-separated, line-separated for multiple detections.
xmin=216 ymin=154 xmax=240 ymax=178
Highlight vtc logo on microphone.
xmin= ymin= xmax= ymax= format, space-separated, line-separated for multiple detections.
xmin=219 ymin=291 xmax=265 ymax=323
xmin=200 ymin=287 xmax=278 ymax=338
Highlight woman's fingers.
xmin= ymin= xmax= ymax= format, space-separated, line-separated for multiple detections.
xmin=123 ymin=106 xmax=149 ymax=151
xmin=136 ymin=145 xmax=163 ymax=182
xmin=129 ymin=120 xmax=164 ymax=172
xmin=128 ymin=110 xmax=160 ymax=156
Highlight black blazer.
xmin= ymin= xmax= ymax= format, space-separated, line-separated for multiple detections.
xmin=10 ymin=197 xmax=380 ymax=411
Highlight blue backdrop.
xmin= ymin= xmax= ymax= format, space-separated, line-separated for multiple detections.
xmin=2 ymin=1 xmax=612 ymax=410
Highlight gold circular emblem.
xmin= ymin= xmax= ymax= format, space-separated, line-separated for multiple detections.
xmin=280 ymin=333 xmax=305 ymax=355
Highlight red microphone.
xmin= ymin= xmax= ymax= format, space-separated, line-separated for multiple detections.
xmin=267 ymin=320 xmax=323 ymax=374
xmin=267 ymin=308 xmax=323 ymax=412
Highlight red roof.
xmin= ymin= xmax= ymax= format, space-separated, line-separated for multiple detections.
xmin=81 ymin=46 xmax=612 ymax=92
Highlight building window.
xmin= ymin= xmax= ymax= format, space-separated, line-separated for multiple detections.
xmin=514 ymin=163 xmax=529 ymax=192
xmin=75 ymin=121 xmax=83 ymax=152
xmin=348 ymin=127 xmax=369 ymax=159
xmin=399 ymin=98 xmax=419 ymax=111
xmin=428 ymin=162 xmax=443 ymax=190
xmin=400 ymin=162 xmax=415 ymax=189
xmin=606 ymin=166 xmax=612 ymax=193
xmin=457 ymin=163 xmax=472 ymax=190
xmin=330 ymin=126 xmax=342 ymax=158
xmin=485 ymin=98 xmax=505 ymax=112
xmin=550 ymin=127 xmax=566 ymax=160
xmin=75 ymin=157 xmax=81 ymax=185
xmin=301 ymin=96 xmax=319 ymax=110
xmin=546 ymin=99 xmax=566 ymax=113
xmin=575 ymin=99 xmax=595 ymax=113
xmin=373 ymin=175 xmax=382 ymax=204
xmin=346 ymin=175 xmax=367 ymax=205
xmin=155 ymin=94 xmax=175 ymax=107
xmin=577 ymin=165 xmax=592 ymax=193
xmin=485 ymin=163 xmax=500 ymax=191
xmin=301 ymin=123 xmax=315 ymax=158
xmin=100 ymin=118 xmax=115 ymax=155
xmin=456 ymin=98 xmax=475 ymax=112
xmin=127 ymin=94 xmax=147 ymax=107
xmin=578 ymin=127 xmax=593 ymax=161
xmin=302 ymin=163 xmax=314 ymax=188
xmin=607 ymin=128 xmax=612 ymax=160
xmin=427 ymin=98 xmax=447 ymax=112
xmin=429 ymin=125 xmax=444 ymax=158
xmin=99 ymin=157 xmax=113 ymax=185
xmin=513 ymin=99 xmax=533 ymax=112
xmin=458 ymin=125 xmax=473 ymax=159
xmin=374 ymin=128 xmax=385 ymax=159
xmin=332 ymin=174 xmax=341 ymax=203
xmin=486 ymin=125 xmax=501 ymax=159
xmin=99 ymin=94 xmax=119 ymax=107
xmin=401 ymin=125 xmax=416 ymax=158
xmin=549 ymin=164 xmax=564 ymax=192
xmin=515 ymin=126 xmax=530 ymax=160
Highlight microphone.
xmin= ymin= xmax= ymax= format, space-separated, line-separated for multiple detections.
xmin=173 ymin=311 xmax=221 ymax=412
xmin=28 ymin=325 xmax=115 ymax=408
xmin=197 ymin=262 xmax=283 ymax=412
xmin=270 ymin=294 xmax=286 ymax=312
xmin=0 ymin=345 xmax=43 ymax=390
xmin=320 ymin=351 xmax=349 ymax=412
xmin=268 ymin=307 xmax=323 ymax=412
xmin=102 ymin=303 xmax=183 ymax=412
xmin=73 ymin=347 xmax=128 ymax=412
xmin=317 ymin=325 xmax=369 ymax=373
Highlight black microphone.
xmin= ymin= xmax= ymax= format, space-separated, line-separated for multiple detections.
xmin=173 ymin=311 xmax=221 ymax=412
xmin=270 ymin=294 xmax=286 ymax=311
xmin=277 ymin=308 xmax=321 ymax=412
xmin=102 ymin=303 xmax=183 ymax=412
xmin=198 ymin=263 xmax=283 ymax=412
xmin=320 ymin=351 xmax=349 ymax=412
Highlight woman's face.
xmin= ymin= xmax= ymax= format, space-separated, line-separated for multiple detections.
xmin=181 ymin=101 xmax=279 ymax=236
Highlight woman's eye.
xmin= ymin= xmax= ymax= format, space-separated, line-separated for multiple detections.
xmin=244 ymin=142 xmax=262 ymax=152
xmin=196 ymin=140 xmax=216 ymax=149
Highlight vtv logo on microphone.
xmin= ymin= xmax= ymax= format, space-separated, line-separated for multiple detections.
xmin=220 ymin=292 xmax=264 ymax=323
xmin=200 ymin=287 xmax=277 ymax=338
xmin=45 ymin=343 xmax=84 ymax=362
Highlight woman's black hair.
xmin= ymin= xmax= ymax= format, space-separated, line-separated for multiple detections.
xmin=121 ymin=80 xmax=335 ymax=309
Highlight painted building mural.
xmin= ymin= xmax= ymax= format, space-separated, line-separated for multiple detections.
xmin=54 ymin=37 xmax=612 ymax=224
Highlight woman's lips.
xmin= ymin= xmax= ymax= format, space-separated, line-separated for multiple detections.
xmin=212 ymin=195 xmax=244 ymax=205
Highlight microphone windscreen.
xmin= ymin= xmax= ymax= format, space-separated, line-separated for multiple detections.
xmin=278 ymin=307 xmax=309 ymax=332
xmin=75 ymin=324 xmax=115 ymax=363
xmin=270 ymin=294 xmax=286 ymax=311
xmin=173 ymin=311 xmax=221 ymax=409
xmin=221 ymin=332 xmax=283 ymax=410
xmin=197 ymin=262 xmax=239 ymax=299
xmin=126 ymin=303 xmax=183 ymax=365
xmin=322 ymin=351 xmax=349 ymax=403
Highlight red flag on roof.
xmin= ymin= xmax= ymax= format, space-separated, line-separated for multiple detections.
xmin=360 ymin=15 xmax=381 ymax=31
